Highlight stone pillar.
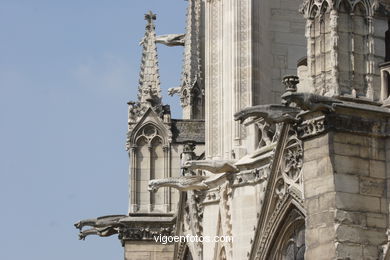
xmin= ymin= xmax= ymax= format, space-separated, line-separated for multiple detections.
xmin=129 ymin=145 xmax=138 ymax=213
xmin=163 ymin=144 xmax=170 ymax=212
xmin=148 ymin=145 xmax=153 ymax=212
xmin=300 ymin=106 xmax=388 ymax=259
xmin=204 ymin=0 xmax=253 ymax=160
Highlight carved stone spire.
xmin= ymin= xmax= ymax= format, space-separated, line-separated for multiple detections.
xmin=138 ymin=11 xmax=161 ymax=107
xmin=180 ymin=0 xmax=204 ymax=119
xmin=126 ymin=11 xmax=171 ymax=144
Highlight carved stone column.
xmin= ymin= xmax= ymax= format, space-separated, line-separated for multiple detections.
xmin=163 ymin=144 xmax=170 ymax=212
xmin=366 ymin=16 xmax=375 ymax=100
xmin=205 ymin=0 xmax=253 ymax=160
xmin=129 ymin=145 xmax=138 ymax=213
xmin=148 ymin=145 xmax=153 ymax=212
xmin=306 ymin=18 xmax=315 ymax=93
xmin=329 ymin=9 xmax=340 ymax=95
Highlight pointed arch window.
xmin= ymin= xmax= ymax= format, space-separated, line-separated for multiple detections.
xmin=183 ymin=246 xmax=193 ymax=260
xmin=131 ymin=123 xmax=170 ymax=213
xmin=267 ymin=208 xmax=306 ymax=260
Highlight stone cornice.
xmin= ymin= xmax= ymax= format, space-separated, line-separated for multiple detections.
xmin=118 ymin=215 xmax=176 ymax=245
xmin=298 ymin=103 xmax=390 ymax=140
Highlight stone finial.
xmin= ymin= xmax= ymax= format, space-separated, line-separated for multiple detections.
xmin=138 ymin=11 xmax=161 ymax=107
xmin=282 ymin=75 xmax=299 ymax=93
xmin=144 ymin=10 xmax=156 ymax=25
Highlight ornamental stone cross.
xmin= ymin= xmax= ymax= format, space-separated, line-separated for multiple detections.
xmin=144 ymin=11 xmax=156 ymax=24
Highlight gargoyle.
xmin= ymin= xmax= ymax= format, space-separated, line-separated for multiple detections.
xmin=281 ymin=92 xmax=342 ymax=112
xmin=74 ymin=215 xmax=126 ymax=240
xmin=182 ymin=160 xmax=239 ymax=174
xmin=148 ymin=176 xmax=210 ymax=192
xmin=156 ymin=33 xmax=185 ymax=46
xmin=234 ymin=104 xmax=300 ymax=124
xmin=168 ymin=87 xmax=181 ymax=96
xmin=78 ymin=226 xmax=121 ymax=240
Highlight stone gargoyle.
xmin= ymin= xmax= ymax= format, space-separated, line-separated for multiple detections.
xmin=74 ymin=215 xmax=126 ymax=240
xmin=168 ymin=86 xmax=181 ymax=96
xmin=281 ymin=92 xmax=342 ymax=112
xmin=234 ymin=104 xmax=300 ymax=124
xmin=148 ymin=175 xmax=210 ymax=192
xmin=156 ymin=33 xmax=185 ymax=46
xmin=182 ymin=159 xmax=239 ymax=174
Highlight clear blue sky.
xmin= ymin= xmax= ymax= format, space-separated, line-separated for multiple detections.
xmin=0 ymin=0 xmax=186 ymax=259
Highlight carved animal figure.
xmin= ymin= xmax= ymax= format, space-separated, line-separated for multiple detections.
xmin=182 ymin=160 xmax=239 ymax=174
xmin=156 ymin=33 xmax=185 ymax=46
xmin=78 ymin=226 xmax=121 ymax=240
xmin=234 ymin=104 xmax=300 ymax=124
xmin=148 ymin=176 xmax=210 ymax=192
xmin=281 ymin=92 xmax=342 ymax=112
xmin=168 ymin=87 xmax=181 ymax=96
xmin=74 ymin=215 xmax=126 ymax=240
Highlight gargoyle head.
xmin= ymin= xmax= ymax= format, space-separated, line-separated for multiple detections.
xmin=148 ymin=179 xmax=159 ymax=193
xmin=74 ymin=221 xmax=82 ymax=230
xmin=78 ymin=232 xmax=86 ymax=240
xmin=281 ymin=91 xmax=299 ymax=106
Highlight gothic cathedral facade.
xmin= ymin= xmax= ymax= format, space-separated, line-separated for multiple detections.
xmin=75 ymin=1 xmax=390 ymax=259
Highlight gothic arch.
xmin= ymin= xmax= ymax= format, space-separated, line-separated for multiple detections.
xmin=218 ymin=247 xmax=227 ymax=260
xmin=190 ymin=84 xmax=204 ymax=119
xmin=254 ymin=193 xmax=306 ymax=260
xmin=133 ymin=123 xmax=168 ymax=147
xmin=183 ymin=246 xmax=193 ymax=260
xmin=266 ymin=206 xmax=306 ymax=260
xmin=249 ymin=124 xmax=305 ymax=260
xmin=129 ymin=121 xmax=172 ymax=213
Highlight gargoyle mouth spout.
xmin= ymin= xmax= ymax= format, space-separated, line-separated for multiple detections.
xmin=147 ymin=184 xmax=158 ymax=193
xmin=74 ymin=222 xmax=82 ymax=230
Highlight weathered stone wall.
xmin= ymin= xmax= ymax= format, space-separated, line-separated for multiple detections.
xmin=253 ymin=0 xmax=306 ymax=105
xmin=124 ymin=241 xmax=174 ymax=260
xmin=303 ymin=114 xmax=388 ymax=259
xmin=230 ymin=183 xmax=264 ymax=260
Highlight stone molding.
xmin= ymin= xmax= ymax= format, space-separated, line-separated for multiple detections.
xmin=298 ymin=106 xmax=390 ymax=140
xmin=231 ymin=167 xmax=269 ymax=188
xmin=119 ymin=217 xmax=176 ymax=245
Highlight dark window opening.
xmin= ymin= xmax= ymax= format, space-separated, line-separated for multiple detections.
xmin=386 ymin=19 xmax=390 ymax=62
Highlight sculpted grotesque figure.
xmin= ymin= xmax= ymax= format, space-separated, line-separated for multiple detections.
xmin=155 ymin=33 xmax=185 ymax=46
xmin=281 ymin=92 xmax=342 ymax=112
xmin=74 ymin=215 xmax=126 ymax=240
xmin=182 ymin=159 xmax=239 ymax=174
xmin=234 ymin=104 xmax=300 ymax=124
xmin=148 ymin=175 xmax=210 ymax=192
xmin=140 ymin=33 xmax=185 ymax=47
